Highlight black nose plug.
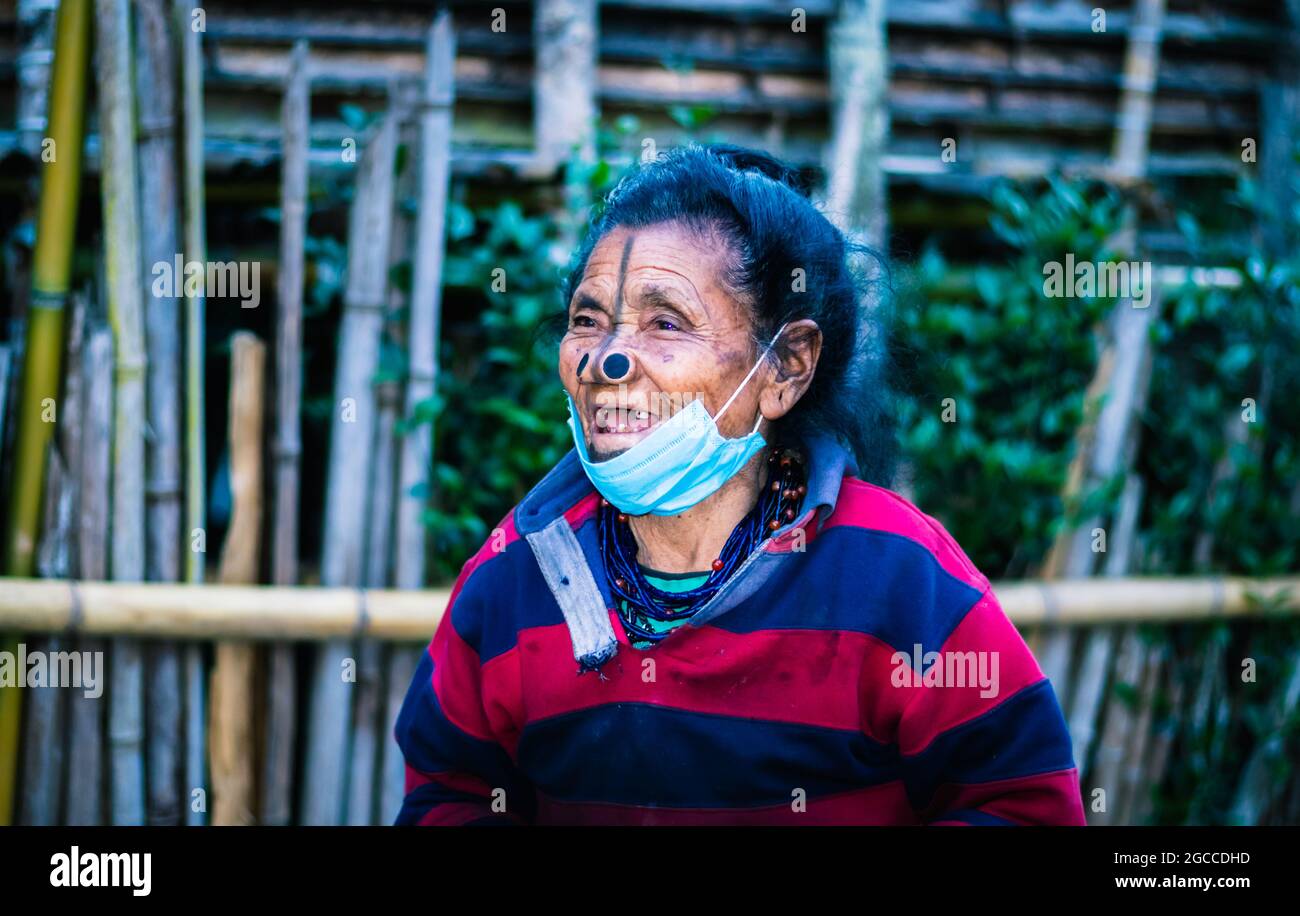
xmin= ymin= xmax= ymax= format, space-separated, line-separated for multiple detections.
xmin=602 ymin=352 xmax=630 ymax=380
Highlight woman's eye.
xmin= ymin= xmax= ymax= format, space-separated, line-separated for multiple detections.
xmin=570 ymin=315 xmax=597 ymax=328
xmin=654 ymin=318 xmax=680 ymax=332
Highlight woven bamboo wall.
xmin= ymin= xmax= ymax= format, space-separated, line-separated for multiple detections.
xmin=0 ymin=0 xmax=1286 ymax=186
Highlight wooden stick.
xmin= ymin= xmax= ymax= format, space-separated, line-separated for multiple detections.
xmin=823 ymin=0 xmax=890 ymax=252
xmin=532 ymin=0 xmax=595 ymax=174
xmin=16 ymin=635 xmax=66 ymax=825
xmin=344 ymin=640 xmax=383 ymax=825
xmin=262 ymin=38 xmax=311 ymax=829
xmin=1085 ymin=624 xmax=1142 ymax=825
xmin=96 ymin=0 xmax=149 ymax=827
xmin=136 ymin=0 xmax=185 ymax=828
xmin=1 ymin=576 xmax=1297 ymax=641
xmin=64 ymin=320 xmax=112 ymax=825
xmin=19 ymin=442 xmax=74 ymax=824
xmin=0 ymin=347 xmax=10 ymax=468
xmin=1069 ymin=473 xmax=1146 ymax=784
xmin=345 ymin=80 xmax=419 ymax=829
xmin=1117 ymin=643 xmax=1162 ymax=823
xmin=174 ymin=0 xmax=209 ymax=828
xmin=1133 ymin=653 xmax=1183 ymax=825
xmin=302 ymin=111 xmax=397 ymax=825
xmin=1110 ymin=0 xmax=1167 ymax=183
xmin=395 ymin=12 xmax=455 ymax=591
xmin=273 ymin=40 xmax=309 ymax=592
xmin=378 ymin=643 xmax=419 ymax=823
xmin=209 ymin=333 xmax=265 ymax=826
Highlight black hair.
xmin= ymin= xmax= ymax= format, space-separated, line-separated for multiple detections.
xmin=558 ymin=143 xmax=899 ymax=486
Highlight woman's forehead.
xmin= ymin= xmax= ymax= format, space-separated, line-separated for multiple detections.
xmin=590 ymin=223 xmax=722 ymax=276
xmin=578 ymin=224 xmax=731 ymax=304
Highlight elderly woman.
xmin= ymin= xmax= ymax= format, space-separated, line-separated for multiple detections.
xmin=395 ymin=144 xmax=1085 ymax=825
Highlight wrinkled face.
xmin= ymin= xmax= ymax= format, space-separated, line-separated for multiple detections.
xmin=559 ymin=222 xmax=767 ymax=462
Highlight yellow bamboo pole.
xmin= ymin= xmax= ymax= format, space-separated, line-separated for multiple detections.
xmin=0 ymin=0 xmax=92 ymax=827
xmin=0 ymin=577 xmax=1296 ymax=641
xmin=209 ymin=332 xmax=264 ymax=826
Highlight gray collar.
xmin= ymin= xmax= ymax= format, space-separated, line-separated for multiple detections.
xmin=519 ymin=434 xmax=857 ymax=670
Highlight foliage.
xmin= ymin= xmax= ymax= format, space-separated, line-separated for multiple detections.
xmin=1136 ymin=160 xmax=1300 ymax=824
xmin=413 ymin=197 xmax=574 ymax=580
xmin=1139 ymin=175 xmax=1300 ymax=578
xmin=413 ymin=114 xmax=681 ymax=581
xmin=894 ymin=177 xmax=1128 ymax=578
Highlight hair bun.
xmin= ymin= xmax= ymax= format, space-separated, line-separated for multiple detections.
xmin=706 ymin=143 xmax=813 ymax=198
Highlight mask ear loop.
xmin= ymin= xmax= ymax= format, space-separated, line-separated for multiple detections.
xmin=715 ymin=322 xmax=789 ymax=428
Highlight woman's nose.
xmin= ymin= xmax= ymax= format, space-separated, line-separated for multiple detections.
xmin=581 ymin=348 xmax=635 ymax=383
xmin=601 ymin=352 xmax=631 ymax=379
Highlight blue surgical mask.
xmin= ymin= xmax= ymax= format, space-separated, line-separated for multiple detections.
xmin=566 ymin=323 xmax=788 ymax=516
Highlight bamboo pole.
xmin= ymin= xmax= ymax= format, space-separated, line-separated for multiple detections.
xmin=824 ymin=0 xmax=890 ymax=254
xmin=0 ymin=346 xmax=9 ymax=465
xmin=0 ymin=576 xmax=1296 ymax=642
xmin=175 ymin=0 xmax=209 ymax=827
xmin=19 ymin=290 xmax=86 ymax=825
xmin=0 ymin=0 xmax=91 ymax=826
xmin=345 ymin=639 xmax=383 ymax=825
xmin=135 ymin=0 xmax=185 ymax=828
xmin=344 ymin=84 xmax=418 ymax=828
xmin=19 ymin=441 xmax=74 ymax=824
xmin=1110 ymin=0 xmax=1167 ymax=183
xmin=1186 ymin=634 xmax=1232 ymax=824
xmin=1116 ymin=643 xmax=1163 ymax=823
xmin=1132 ymin=656 xmax=1184 ymax=825
xmin=369 ymin=78 xmax=413 ymax=597
xmin=209 ymin=333 xmax=265 ymax=826
xmin=1085 ymin=624 xmax=1142 ymax=826
xmin=1068 ymin=474 xmax=1144 ymax=788
xmin=379 ymin=643 xmax=419 ymax=823
xmin=16 ymin=0 xmax=58 ymax=160
xmin=97 ymin=0 xmax=149 ymax=827
xmin=302 ymin=112 xmax=398 ymax=825
xmin=64 ymin=321 xmax=113 ymax=825
xmin=395 ymin=12 xmax=455 ymax=591
xmin=263 ymin=39 xmax=311 ymax=829
xmin=533 ymin=0 xmax=595 ymax=174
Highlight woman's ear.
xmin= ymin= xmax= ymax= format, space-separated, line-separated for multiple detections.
xmin=760 ymin=319 xmax=822 ymax=422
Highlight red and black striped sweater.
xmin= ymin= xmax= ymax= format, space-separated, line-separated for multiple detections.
xmin=394 ymin=434 xmax=1086 ymax=825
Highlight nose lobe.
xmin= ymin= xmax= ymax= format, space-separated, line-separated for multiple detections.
xmin=601 ymin=352 xmax=631 ymax=380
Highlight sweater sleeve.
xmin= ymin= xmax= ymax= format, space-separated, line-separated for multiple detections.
xmin=895 ymin=587 xmax=1087 ymax=826
xmin=393 ymin=554 xmax=532 ymax=826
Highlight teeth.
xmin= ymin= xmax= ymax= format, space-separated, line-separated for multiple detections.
xmin=635 ymin=410 xmax=649 ymax=420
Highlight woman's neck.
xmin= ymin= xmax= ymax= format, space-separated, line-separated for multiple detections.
xmin=626 ymin=448 xmax=770 ymax=574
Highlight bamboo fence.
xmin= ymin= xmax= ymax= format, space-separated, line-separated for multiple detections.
xmin=0 ymin=0 xmax=1297 ymax=829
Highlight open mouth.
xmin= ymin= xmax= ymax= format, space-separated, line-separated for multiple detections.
xmin=591 ymin=405 xmax=658 ymax=436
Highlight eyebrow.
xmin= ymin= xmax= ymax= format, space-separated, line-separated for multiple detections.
xmin=570 ymin=291 xmax=610 ymax=315
xmin=638 ymin=284 xmax=700 ymax=322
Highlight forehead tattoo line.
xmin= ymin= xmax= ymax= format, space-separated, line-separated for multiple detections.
xmin=611 ymin=232 xmax=635 ymax=324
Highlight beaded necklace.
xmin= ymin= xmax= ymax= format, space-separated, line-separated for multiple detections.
xmin=600 ymin=446 xmax=807 ymax=646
